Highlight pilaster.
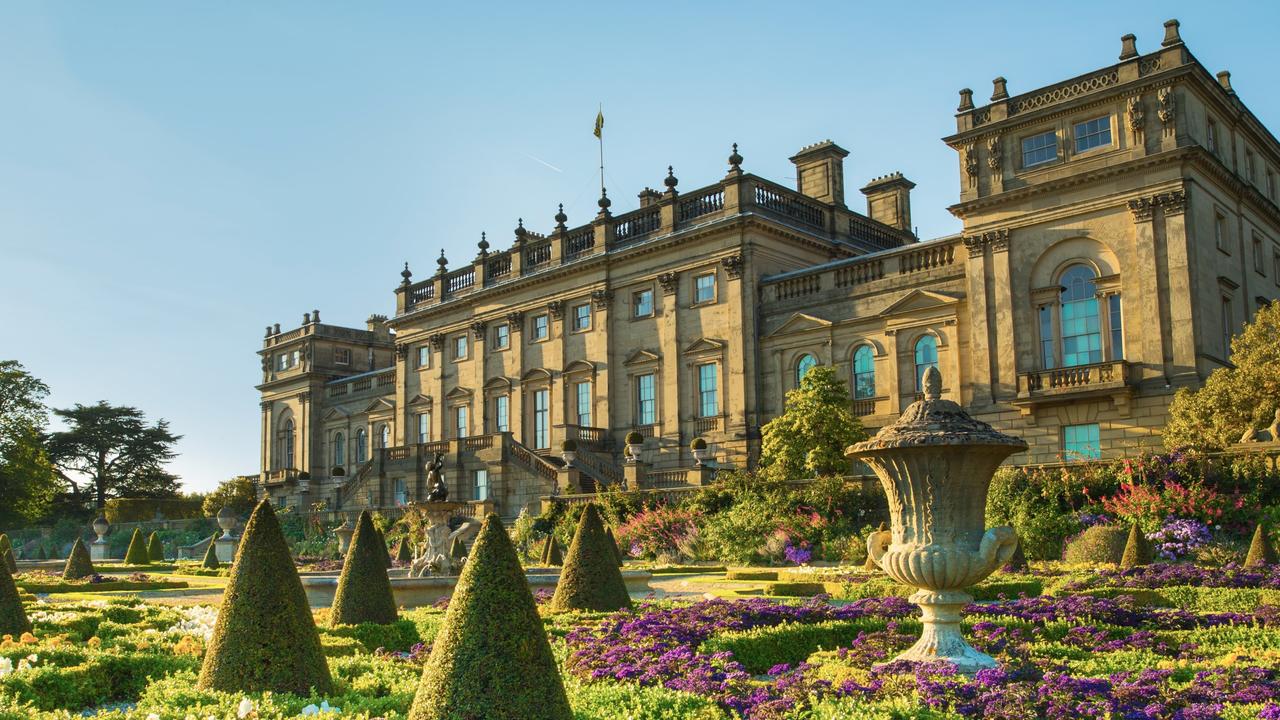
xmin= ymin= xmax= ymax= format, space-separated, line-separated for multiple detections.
xmin=961 ymin=235 xmax=994 ymax=407
xmin=1157 ymin=189 xmax=1197 ymax=380
xmin=987 ymin=230 xmax=1016 ymax=400
xmin=1128 ymin=195 xmax=1170 ymax=383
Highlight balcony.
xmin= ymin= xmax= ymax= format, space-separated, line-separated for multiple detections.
xmin=1015 ymin=360 xmax=1136 ymax=417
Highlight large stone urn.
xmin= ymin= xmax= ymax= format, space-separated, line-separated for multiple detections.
xmin=90 ymin=516 xmax=110 ymax=561
xmin=847 ymin=367 xmax=1026 ymax=672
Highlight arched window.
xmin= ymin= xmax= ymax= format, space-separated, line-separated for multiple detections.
xmin=377 ymin=424 xmax=390 ymax=449
xmin=1059 ymin=264 xmax=1102 ymax=367
xmin=913 ymin=336 xmax=938 ymax=392
xmin=853 ymin=346 xmax=876 ymax=399
xmin=282 ymin=419 xmax=295 ymax=469
xmin=355 ymin=428 xmax=367 ymax=464
xmin=796 ymin=354 xmax=817 ymax=385
xmin=333 ymin=432 xmax=345 ymax=467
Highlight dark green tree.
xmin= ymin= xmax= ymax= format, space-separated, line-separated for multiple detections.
xmin=198 ymin=500 xmax=332 ymax=694
xmin=408 ymin=514 xmax=572 ymax=720
xmin=62 ymin=537 xmax=95 ymax=580
xmin=46 ymin=401 xmax=182 ymax=510
xmin=0 ymin=361 xmax=60 ymax=526
xmin=1120 ymin=523 xmax=1153 ymax=569
xmin=1245 ymin=522 xmax=1278 ymax=567
xmin=330 ymin=511 xmax=398 ymax=626
xmin=759 ymin=365 xmax=867 ymax=481
xmin=539 ymin=535 xmax=562 ymax=566
xmin=548 ymin=504 xmax=631 ymax=613
xmin=395 ymin=537 xmax=414 ymax=565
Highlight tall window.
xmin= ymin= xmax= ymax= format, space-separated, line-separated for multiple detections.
xmin=695 ymin=273 xmax=716 ymax=303
xmin=796 ymin=354 xmax=817 ymax=385
xmin=355 ymin=428 xmax=367 ymax=464
xmin=394 ymin=478 xmax=407 ymax=506
xmin=913 ymin=336 xmax=938 ymax=391
xmin=417 ymin=412 xmax=430 ymax=444
xmin=281 ymin=419 xmax=295 ymax=469
xmin=1073 ymin=116 xmax=1111 ymax=153
xmin=636 ymin=374 xmax=656 ymax=426
xmin=417 ymin=346 xmax=430 ymax=369
xmin=1063 ymin=423 xmax=1101 ymax=460
xmin=1207 ymin=118 xmax=1218 ymax=153
xmin=454 ymin=406 xmax=468 ymax=438
xmin=473 ymin=469 xmax=489 ymax=501
xmin=633 ymin=289 xmax=654 ymax=318
xmin=1038 ymin=305 xmax=1055 ymax=369
xmin=1060 ymin=265 xmax=1102 ymax=367
xmin=531 ymin=314 xmax=549 ymax=341
xmin=377 ymin=424 xmax=390 ymax=449
xmin=1022 ymin=130 xmax=1057 ymax=167
xmin=697 ymin=364 xmax=719 ymax=417
xmin=573 ymin=304 xmax=591 ymax=331
xmin=332 ymin=432 xmax=344 ymax=466
xmin=493 ymin=323 xmax=510 ymax=349
xmin=1108 ymin=295 xmax=1124 ymax=361
xmin=575 ymin=382 xmax=591 ymax=426
xmin=452 ymin=335 xmax=468 ymax=360
xmin=1254 ymin=234 xmax=1265 ymax=274
xmin=494 ymin=395 xmax=510 ymax=433
xmin=532 ymin=389 xmax=550 ymax=449
xmin=853 ymin=346 xmax=875 ymax=399
xmin=1215 ymin=210 xmax=1230 ymax=253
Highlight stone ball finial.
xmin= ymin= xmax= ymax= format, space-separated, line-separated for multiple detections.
xmin=664 ymin=165 xmax=678 ymax=190
xmin=478 ymin=231 xmax=489 ymax=252
xmin=436 ymin=249 xmax=448 ymax=274
xmin=554 ymin=203 xmax=567 ymax=228
xmin=922 ymin=366 xmax=942 ymax=401
xmin=514 ymin=217 xmax=526 ymax=238
xmin=728 ymin=142 xmax=743 ymax=170
xmin=598 ymin=188 xmax=612 ymax=212
xmin=401 ymin=261 xmax=412 ymax=285
xmin=1162 ymin=19 xmax=1182 ymax=47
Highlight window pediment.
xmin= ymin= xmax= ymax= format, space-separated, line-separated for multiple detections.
xmin=878 ymin=289 xmax=963 ymax=318
xmin=683 ymin=338 xmax=726 ymax=355
xmin=363 ymin=397 xmax=396 ymax=415
xmin=445 ymin=386 xmax=474 ymax=401
xmin=321 ymin=407 xmax=349 ymax=421
xmin=624 ymin=349 xmax=662 ymax=366
xmin=407 ymin=393 xmax=433 ymax=408
xmin=767 ymin=313 xmax=832 ymax=338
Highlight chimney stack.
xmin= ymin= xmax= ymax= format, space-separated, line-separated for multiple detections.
xmin=790 ymin=140 xmax=850 ymax=207
xmin=860 ymin=173 xmax=916 ymax=233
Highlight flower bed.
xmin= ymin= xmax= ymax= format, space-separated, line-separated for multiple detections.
xmin=14 ymin=571 xmax=189 ymax=595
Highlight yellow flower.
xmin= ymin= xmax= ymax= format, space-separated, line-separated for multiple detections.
xmin=19 ymin=632 xmax=37 ymax=645
xmin=173 ymin=635 xmax=203 ymax=656
xmin=87 ymin=637 xmax=102 ymax=648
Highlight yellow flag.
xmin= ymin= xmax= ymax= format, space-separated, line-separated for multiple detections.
xmin=594 ymin=109 xmax=604 ymax=139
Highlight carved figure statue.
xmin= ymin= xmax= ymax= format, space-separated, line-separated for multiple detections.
xmin=425 ymin=452 xmax=448 ymax=502
xmin=1240 ymin=408 xmax=1280 ymax=444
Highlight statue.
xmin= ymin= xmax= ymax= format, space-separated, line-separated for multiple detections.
xmin=425 ymin=452 xmax=448 ymax=502
xmin=1240 ymin=408 xmax=1280 ymax=444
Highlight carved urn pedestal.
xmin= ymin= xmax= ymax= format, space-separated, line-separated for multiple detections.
xmin=409 ymin=501 xmax=468 ymax=577
xmin=847 ymin=367 xmax=1027 ymax=673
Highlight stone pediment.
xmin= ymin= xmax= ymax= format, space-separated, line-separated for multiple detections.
xmin=483 ymin=377 xmax=512 ymax=391
xmin=767 ymin=312 xmax=832 ymax=338
xmin=445 ymin=386 xmax=473 ymax=401
xmin=624 ymin=349 xmax=661 ymax=366
xmin=363 ymin=397 xmax=396 ymax=414
xmin=564 ymin=360 xmax=596 ymax=375
xmin=879 ymin=290 xmax=963 ymax=318
xmin=683 ymin=338 xmax=726 ymax=355
xmin=407 ymin=393 xmax=433 ymax=408
xmin=321 ymin=407 xmax=349 ymax=421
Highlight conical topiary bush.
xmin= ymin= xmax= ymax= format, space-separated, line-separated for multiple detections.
xmin=407 ymin=514 xmax=572 ymax=720
xmin=1120 ymin=523 xmax=1153 ymax=569
xmin=1003 ymin=538 xmax=1029 ymax=573
xmin=539 ymin=535 xmax=563 ymax=566
xmin=63 ymin=538 xmax=95 ymax=580
xmin=605 ymin=527 xmax=624 ymax=566
xmin=0 ymin=535 xmax=14 ymax=574
xmin=396 ymin=537 xmax=414 ymax=565
xmin=198 ymin=500 xmax=332 ymax=694
xmin=376 ymin=527 xmax=393 ymax=569
xmin=1245 ymin=522 xmax=1278 ymax=567
xmin=201 ymin=534 xmax=221 ymax=570
xmin=0 ymin=553 xmax=31 ymax=637
xmin=147 ymin=532 xmax=165 ymax=562
xmin=548 ymin=503 xmax=631 ymax=613
xmin=331 ymin=511 xmax=398 ymax=626
xmin=124 ymin=528 xmax=150 ymax=565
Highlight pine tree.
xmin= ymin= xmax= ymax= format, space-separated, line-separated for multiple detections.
xmin=62 ymin=537 xmax=95 ymax=580
xmin=201 ymin=534 xmax=221 ymax=570
xmin=330 ymin=511 xmax=398 ymax=626
xmin=0 ymin=554 xmax=31 ymax=637
xmin=198 ymin=500 xmax=332 ymax=694
xmin=548 ymin=504 xmax=631 ymax=613
xmin=147 ymin=531 xmax=165 ymax=562
xmin=408 ymin=514 xmax=572 ymax=720
xmin=123 ymin=528 xmax=150 ymax=565
xmin=1245 ymin=522 xmax=1278 ymax=567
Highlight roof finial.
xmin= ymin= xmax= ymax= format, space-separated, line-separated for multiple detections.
xmin=400 ymin=261 xmax=412 ymax=287
xmin=514 ymin=217 xmax=527 ymax=240
xmin=922 ymin=366 xmax=942 ymax=401
xmin=436 ymin=249 xmax=448 ymax=275
xmin=664 ymin=165 xmax=678 ymax=192
xmin=729 ymin=142 xmax=743 ymax=171
xmin=477 ymin=231 xmax=489 ymax=257
xmin=554 ymin=203 xmax=568 ymax=230
xmin=597 ymin=187 xmax=612 ymax=217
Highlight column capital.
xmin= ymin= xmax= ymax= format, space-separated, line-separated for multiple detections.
xmin=721 ymin=254 xmax=744 ymax=280
xmin=1127 ymin=196 xmax=1155 ymax=222
xmin=1157 ymin=189 xmax=1187 ymax=216
xmin=657 ymin=271 xmax=679 ymax=295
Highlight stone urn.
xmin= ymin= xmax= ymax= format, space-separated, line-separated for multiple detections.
xmin=216 ymin=507 xmax=237 ymax=539
xmin=335 ymin=515 xmax=356 ymax=556
xmin=90 ymin=516 xmax=111 ymax=561
xmin=846 ymin=367 xmax=1026 ymax=673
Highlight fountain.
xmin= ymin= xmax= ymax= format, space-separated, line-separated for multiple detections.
xmin=847 ymin=366 xmax=1026 ymax=672
xmin=409 ymin=451 xmax=476 ymax=577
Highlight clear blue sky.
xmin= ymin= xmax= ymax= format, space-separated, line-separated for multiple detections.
xmin=2 ymin=1 xmax=1276 ymax=493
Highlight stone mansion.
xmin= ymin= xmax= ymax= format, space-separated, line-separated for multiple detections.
xmin=254 ymin=20 xmax=1280 ymax=519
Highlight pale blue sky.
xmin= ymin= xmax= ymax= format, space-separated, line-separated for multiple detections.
xmin=2 ymin=2 xmax=1276 ymax=493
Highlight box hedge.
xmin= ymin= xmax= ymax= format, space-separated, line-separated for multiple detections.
xmin=548 ymin=503 xmax=632 ymax=613
xmin=1062 ymin=525 xmax=1128 ymax=565
xmin=123 ymin=528 xmax=150 ymax=565
xmin=146 ymin=531 xmax=165 ymax=562
xmin=61 ymin=537 xmax=95 ymax=580
xmin=331 ymin=510 xmax=398 ymax=626
xmin=1246 ymin=522 xmax=1277 ymax=567
xmin=200 ymin=534 xmax=220 ymax=570
xmin=0 ymin=552 xmax=31 ymax=636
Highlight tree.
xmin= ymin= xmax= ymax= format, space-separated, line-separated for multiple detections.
xmin=47 ymin=401 xmax=182 ymax=509
xmin=202 ymin=476 xmax=258 ymax=518
xmin=759 ymin=365 xmax=867 ymax=480
xmin=1164 ymin=301 xmax=1280 ymax=450
xmin=0 ymin=361 xmax=60 ymax=526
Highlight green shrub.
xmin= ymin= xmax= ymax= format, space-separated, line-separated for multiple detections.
xmin=408 ymin=513 xmax=572 ymax=720
xmin=376 ymin=527 xmax=393 ymax=569
xmin=725 ymin=569 xmax=778 ymax=581
xmin=1120 ymin=523 xmax=1153 ymax=569
xmin=605 ymin=527 xmax=624 ymax=566
xmin=201 ymin=534 xmax=220 ymax=570
xmin=103 ymin=497 xmax=204 ymax=523
xmin=1 ymin=651 xmax=198 ymax=710
xmin=762 ymin=581 xmax=827 ymax=597
xmin=123 ymin=528 xmax=150 ymax=565
xmin=0 ymin=551 xmax=31 ymax=636
xmin=1245 ymin=522 xmax=1277 ymax=567
xmin=62 ymin=537 xmax=95 ymax=580
xmin=986 ymin=466 xmax=1093 ymax=560
xmin=548 ymin=504 xmax=631 ymax=613
xmin=701 ymin=619 xmax=886 ymax=674
xmin=331 ymin=510 xmax=398 ymax=626
xmin=396 ymin=537 xmax=414 ymax=564
xmin=1062 ymin=525 xmax=1128 ymax=564
xmin=323 ymin=618 xmax=421 ymax=653
xmin=1 ymin=546 xmax=14 ymax=575
xmin=198 ymin=499 xmax=332 ymax=694
xmin=146 ymin=531 xmax=165 ymax=562
xmin=540 ymin=535 xmax=563 ymax=566
xmin=565 ymin=675 xmax=726 ymax=719
xmin=17 ymin=578 xmax=189 ymax=594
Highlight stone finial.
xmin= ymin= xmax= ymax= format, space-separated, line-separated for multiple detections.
xmin=1161 ymin=19 xmax=1182 ymax=47
xmin=922 ymin=366 xmax=942 ymax=400
xmin=1217 ymin=71 xmax=1234 ymax=94
xmin=514 ymin=217 xmax=527 ymax=240
xmin=312 ymin=309 xmax=320 ymax=323
xmin=1119 ymin=33 xmax=1138 ymax=60
xmin=554 ymin=204 xmax=567 ymax=231
xmin=597 ymin=188 xmax=612 ymax=218
xmin=990 ymin=77 xmax=1008 ymax=101
xmin=273 ymin=323 xmax=281 ymax=334
xmin=436 ymin=249 xmax=448 ymax=275
xmin=400 ymin=261 xmax=412 ymax=287
xmin=303 ymin=312 xmax=311 ymax=324
xmin=957 ymin=88 xmax=974 ymax=112
xmin=477 ymin=231 xmax=490 ymax=255
xmin=664 ymin=165 xmax=678 ymax=193
xmin=265 ymin=325 xmax=272 ymax=337
xmin=728 ymin=143 xmax=743 ymax=171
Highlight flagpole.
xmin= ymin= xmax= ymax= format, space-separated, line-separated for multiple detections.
xmin=597 ymin=103 xmax=605 ymax=195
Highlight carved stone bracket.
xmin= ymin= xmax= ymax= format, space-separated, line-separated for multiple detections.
xmin=427 ymin=333 xmax=445 ymax=351
xmin=962 ymin=235 xmax=986 ymax=258
xmin=505 ymin=311 xmax=524 ymax=330
xmin=721 ymin=255 xmax=744 ymax=280
xmin=1127 ymin=196 xmax=1155 ymax=222
xmin=395 ymin=344 xmax=409 ymax=359
xmin=985 ymin=135 xmax=1002 ymax=172
xmin=963 ymin=142 xmax=979 ymax=188
xmin=1156 ymin=189 xmax=1187 ymax=216
xmin=547 ymin=301 xmax=563 ymax=320
xmin=470 ymin=321 xmax=487 ymax=341
xmin=657 ymin=271 xmax=679 ymax=295
xmin=1157 ymin=87 xmax=1176 ymax=134
xmin=591 ymin=289 xmax=613 ymax=310
xmin=1127 ymin=95 xmax=1145 ymax=144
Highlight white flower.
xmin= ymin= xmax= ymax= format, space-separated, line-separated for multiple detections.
xmin=25 ymin=654 xmax=37 ymax=663
xmin=0 ymin=657 xmax=12 ymax=679
xmin=302 ymin=706 xmax=318 ymax=716
xmin=237 ymin=697 xmax=256 ymax=718
xmin=147 ymin=714 xmax=161 ymax=720
xmin=301 ymin=700 xmax=340 ymax=715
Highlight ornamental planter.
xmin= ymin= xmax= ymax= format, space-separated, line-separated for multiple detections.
xmin=846 ymin=366 xmax=1025 ymax=673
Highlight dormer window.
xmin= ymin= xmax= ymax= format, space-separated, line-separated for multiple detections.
xmin=1021 ymin=130 xmax=1057 ymax=168
xmin=1073 ymin=116 xmax=1111 ymax=153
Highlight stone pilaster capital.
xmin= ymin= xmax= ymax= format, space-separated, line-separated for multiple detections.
xmin=657 ymin=271 xmax=679 ymax=295
xmin=1157 ymin=189 xmax=1187 ymax=216
xmin=721 ymin=254 xmax=744 ymax=280
xmin=1127 ymin=196 xmax=1155 ymax=222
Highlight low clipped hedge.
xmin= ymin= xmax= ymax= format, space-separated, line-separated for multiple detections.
xmin=1 ymin=651 xmax=199 ymax=710
xmin=1062 ymin=525 xmax=1128 ymax=565
xmin=701 ymin=618 xmax=896 ymax=674
xmin=725 ymin=569 xmax=779 ymax=582
xmin=648 ymin=565 xmax=727 ymax=575
xmin=16 ymin=578 xmax=189 ymax=594
xmin=762 ymin=581 xmax=829 ymax=597
xmin=833 ymin=576 xmax=1043 ymax=601
xmin=323 ymin=618 xmax=421 ymax=653
xmin=1066 ymin=585 xmax=1280 ymax=612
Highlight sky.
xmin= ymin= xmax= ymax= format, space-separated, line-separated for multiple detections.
xmin=2 ymin=1 xmax=1278 ymax=494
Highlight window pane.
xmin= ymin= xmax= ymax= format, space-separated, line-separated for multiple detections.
xmin=637 ymin=374 xmax=656 ymax=425
xmin=455 ymin=407 xmax=467 ymax=438
xmin=913 ymin=337 xmax=938 ymax=391
xmin=698 ymin=364 xmax=718 ymax=417
xmin=495 ymin=396 xmax=509 ymax=432
xmin=1039 ymin=305 xmax=1055 ymax=369
xmin=454 ymin=336 xmax=466 ymax=359
xmin=1109 ymin=295 xmax=1123 ymax=361
xmin=796 ymin=354 xmax=817 ymax=385
xmin=417 ymin=413 xmax=429 ymax=443
xmin=533 ymin=389 xmax=549 ymax=449
xmin=634 ymin=290 xmax=653 ymax=317
xmin=853 ymin=346 xmax=875 ymax=399
xmin=533 ymin=315 xmax=548 ymax=339
xmin=417 ymin=346 xmax=430 ymax=368
xmin=695 ymin=274 xmax=715 ymax=303
xmin=474 ymin=470 xmax=489 ymax=501
xmin=1073 ymin=116 xmax=1112 ymax=153
xmin=574 ymin=304 xmax=591 ymax=331
xmin=494 ymin=324 xmax=509 ymax=348
xmin=1063 ymin=423 xmax=1101 ymax=460
xmin=1021 ymin=131 xmax=1057 ymax=167
xmin=333 ymin=433 xmax=344 ymax=465
xmin=575 ymin=382 xmax=591 ymax=426
xmin=1059 ymin=265 xmax=1102 ymax=366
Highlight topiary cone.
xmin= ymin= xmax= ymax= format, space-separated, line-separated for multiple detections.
xmin=396 ymin=537 xmax=414 ymax=565
xmin=605 ymin=527 xmax=624 ymax=566
xmin=1120 ymin=523 xmax=1152 ymax=569
xmin=407 ymin=514 xmax=572 ymax=720
xmin=198 ymin=500 xmax=332 ymax=694
xmin=331 ymin=511 xmax=398 ymax=626
xmin=147 ymin=531 xmax=165 ymax=562
xmin=124 ymin=528 xmax=150 ymax=565
xmin=1245 ymin=522 xmax=1278 ymax=567
xmin=201 ymin=534 xmax=221 ymax=570
xmin=548 ymin=504 xmax=631 ymax=613
xmin=62 ymin=537 xmax=95 ymax=580
xmin=0 ymin=534 xmax=14 ymax=575
xmin=376 ymin=527 xmax=393 ymax=569
xmin=0 ymin=551 xmax=31 ymax=637
xmin=540 ymin=536 xmax=563 ymax=566
xmin=1003 ymin=538 xmax=1029 ymax=573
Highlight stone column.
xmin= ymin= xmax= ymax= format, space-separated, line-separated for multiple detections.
xmin=885 ymin=330 xmax=901 ymax=414
xmin=1127 ymin=196 xmax=1168 ymax=383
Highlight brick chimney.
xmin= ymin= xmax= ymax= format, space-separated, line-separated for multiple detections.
xmin=860 ymin=172 xmax=915 ymax=233
xmin=789 ymin=140 xmax=849 ymax=206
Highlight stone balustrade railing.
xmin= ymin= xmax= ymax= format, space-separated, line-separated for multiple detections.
xmin=325 ymin=366 xmax=396 ymax=399
xmin=760 ymin=237 xmax=960 ymax=304
xmin=1017 ymin=360 xmax=1133 ymax=398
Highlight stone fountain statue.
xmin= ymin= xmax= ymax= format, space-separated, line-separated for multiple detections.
xmin=409 ymin=453 xmax=476 ymax=577
xmin=847 ymin=366 xmax=1026 ymax=673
